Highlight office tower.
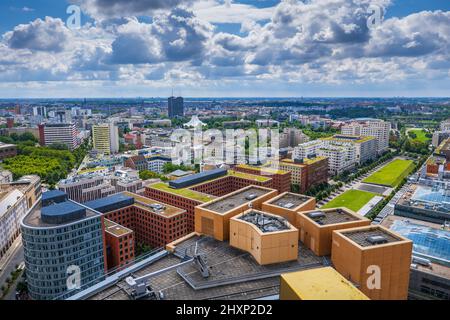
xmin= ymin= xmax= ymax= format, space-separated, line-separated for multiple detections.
xmin=168 ymin=96 xmax=184 ymax=118
xmin=38 ymin=123 xmax=79 ymax=150
xmin=57 ymin=175 xmax=116 ymax=203
xmin=21 ymin=191 xmax=106 ymax=300
xmin=92 ymin=123 xmax=119 ymax=155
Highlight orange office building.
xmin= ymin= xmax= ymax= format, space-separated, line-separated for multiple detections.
xmin=229 ymin=210 xmax=298 ymax=265
xmin=195 ymin=185 xmax=278 ymax=241
xmin=262 ymin=192 xmax=316 ymax=226
xmin=296 ymin=208 xmax=371 ymax=256
xmin=331 ymin=225 xmax=413 ymax=300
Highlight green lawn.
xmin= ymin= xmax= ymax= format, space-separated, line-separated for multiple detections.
xmin=321 ymin=189 xmax=378 ymax=212
xmin=408 ymin=129 xmax=431 ymax=143
xmin=363 ymin=159 xmax=415 ymax=187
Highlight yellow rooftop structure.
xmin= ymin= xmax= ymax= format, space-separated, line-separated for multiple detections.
xmin=280 ymin=267 xmax=369 ymax=300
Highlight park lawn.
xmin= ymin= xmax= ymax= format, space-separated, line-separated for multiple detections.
xmin=321 ymin=189 xmax=378 ymax=212
xmin=363 ymin=159 xmax=415 ymax=187
xmin=409 ymin=129 xmax=431 ymax=143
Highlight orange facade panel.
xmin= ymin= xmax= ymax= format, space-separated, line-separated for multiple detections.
xmin=229 ymin=210 xmax=298 ymax=265
xmin=296 ymin=208 xmax=371 ymax=256
xmin=331 ymin=225 xmax=413 ymax=300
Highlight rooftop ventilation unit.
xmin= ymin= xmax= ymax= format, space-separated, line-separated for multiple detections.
xmin=283 ymin=202 xmax=295 ymax=209
xmin=366 ymin=235 xmax=388 ymax=245
xmin=245 ymin=194 xmax=258 ymax=201
xmin=150 ymin=203 xmax=165 ymax=211
xmin=308 ymin=211 xmax=326 ymax=219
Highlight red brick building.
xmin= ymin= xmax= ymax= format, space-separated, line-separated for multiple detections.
xmin=86 ymin=192 xmax=188 ymax=251
xmin=103 ymin=219 xmax=134 ymax=271
xmin=232 ymin=165 xmax=291 ymax=193
xmin=124 ymin=155 xmax=148 ymax=171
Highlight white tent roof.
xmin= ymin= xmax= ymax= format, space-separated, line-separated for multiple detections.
xmin=184 ymin=115 xmax=206 ymax=128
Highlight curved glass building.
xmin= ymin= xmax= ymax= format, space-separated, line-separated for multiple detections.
xmin=21 ymin=191 xmax=106 ymax=300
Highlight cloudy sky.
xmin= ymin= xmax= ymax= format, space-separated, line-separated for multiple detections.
xmin=0 ymin=0 xmax=449 ymax=98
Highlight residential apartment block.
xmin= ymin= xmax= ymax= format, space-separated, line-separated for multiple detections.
xmin=0 ymin=175 xmax=41 ymax=259
xmin=38 ymin=123 xmax=79 ymax=150
xmin=92 ymin=123 xmax=119 ymax=155
xmin=341 ymin=119 xmax=391 ymax=154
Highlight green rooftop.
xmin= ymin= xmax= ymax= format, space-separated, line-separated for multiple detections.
xmin=149 ymin=182 xmax=216 ymax=202
xmin=321 ymin=135 xmax=376 ymax=143
xmin=236 ymin=164 xmax=289 ymax=175
xmin=228 ymin=170 xmax=271 ymax=182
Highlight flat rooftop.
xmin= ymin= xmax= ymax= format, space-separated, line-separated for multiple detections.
xmin=305 ymin=208 xmax=360 ymax=226
xmin=281 ymin=267 xmax=369 ymax=300
xmin=122 ymin=192 xmax=185 ymax=218
xmin=341 ymin=227 xmax=402 ymax=247
xmin=148 ymin=182 xmax=216 ymax=203
xmin=238 ymin=211 xmax=291 ymax=233
xmin=202 ymin=186 xmax=272 ymax=214
xmin=281 ymin=157 xmax=326 ymax=166
xmin=22 ymin=200 xmax=99 ymax=228
xmin=269 ymin=192 xmax=313 ymax=209
xmin=86 ymin=235 xmax=326 ymax=301
xmin=397 ymin=184 xmax=450 ymax=213
xmin=104 ymin=219 xmax=133 ymax=237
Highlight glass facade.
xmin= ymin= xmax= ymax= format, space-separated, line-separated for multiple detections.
xmin=21 ymin=215 xmax=106 ymax=300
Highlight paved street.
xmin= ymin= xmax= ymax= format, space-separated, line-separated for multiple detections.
xmin=0 ymin=238 xmax=24 ymax=300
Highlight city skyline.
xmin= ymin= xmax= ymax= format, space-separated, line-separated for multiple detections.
xmin=0 ymin=0 xmax=449 ymax=98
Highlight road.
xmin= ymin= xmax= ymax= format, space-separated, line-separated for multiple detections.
xmin=0 ymin=238 xmax=24 ymax=300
